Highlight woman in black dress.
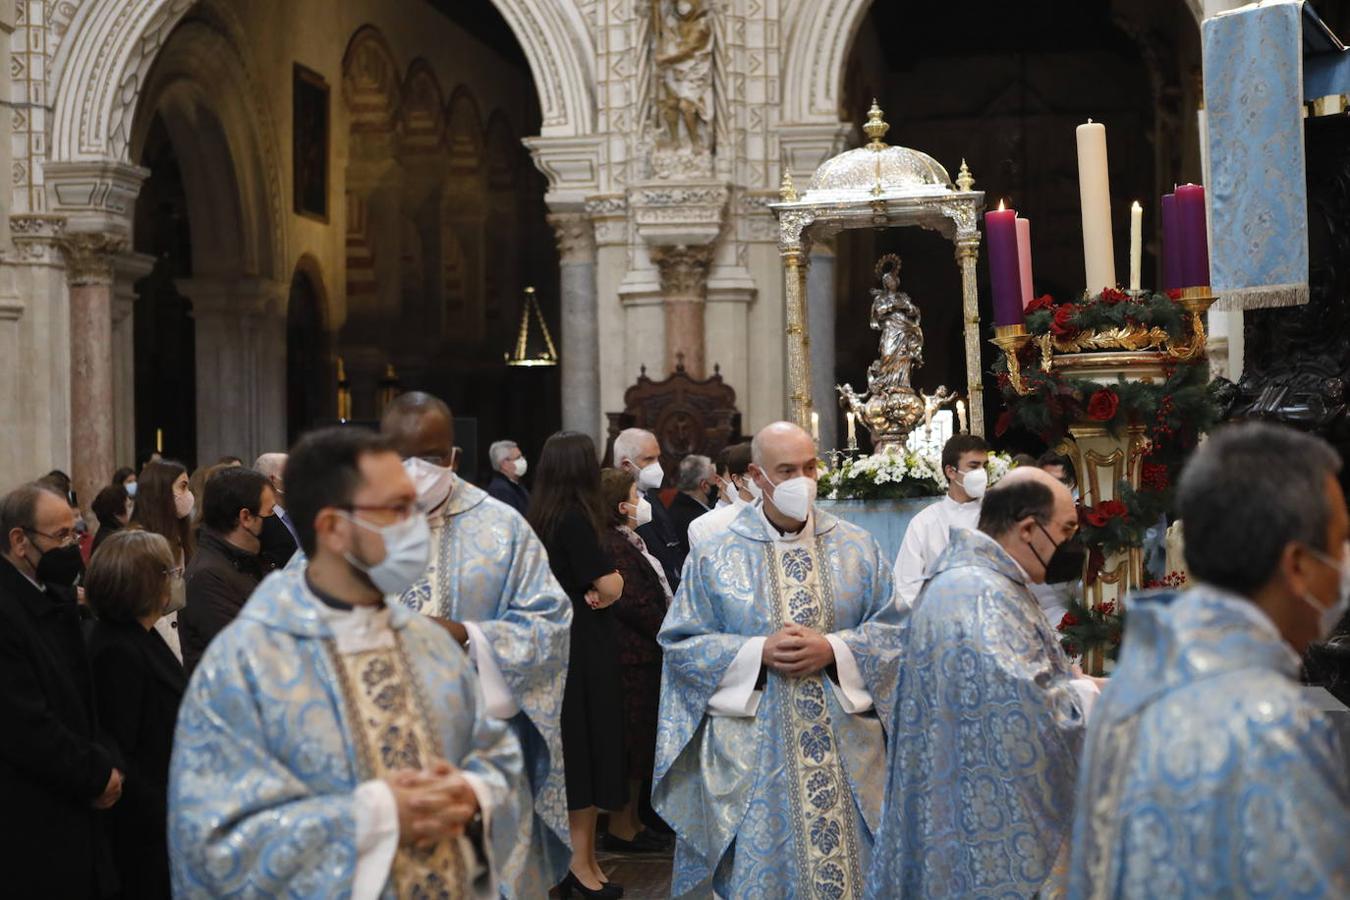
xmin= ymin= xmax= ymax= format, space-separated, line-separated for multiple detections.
xmin=528 ymin=431 xmax=626 ymax=898
xmin=84 ymin=529 xmax=187 ymax=900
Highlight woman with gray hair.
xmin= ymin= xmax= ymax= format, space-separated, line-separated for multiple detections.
xmin=86 ymin=530 xmax=187 ymax=900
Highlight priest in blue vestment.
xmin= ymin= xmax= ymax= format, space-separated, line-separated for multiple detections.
xmin=868 ymin=466 xmax=1101 ymax=899
xmin=169 ymin=427 xmax=526 ymax=899
xmin=382 ymin=392 xmax=572 ymax=898
xmin=654 ymin=421 xmax=906 ymax=899
xmin=1069 ymin=422 xmax=1350 ymax=898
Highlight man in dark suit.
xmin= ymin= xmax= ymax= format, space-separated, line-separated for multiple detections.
xmin=668 ymin=454 xmax=715 ymax=557
xmin=180 ymin=467 xmax=273 ymax=674
xmin=485 ymin=438 xmax=531 ymax=516
xmin=0 ymin=483 xmax=123 ymax=898
xmin=254 ymin=452 xmax=299 ymax=570
xmin=613 ymin=427 xmax=685 ymax=589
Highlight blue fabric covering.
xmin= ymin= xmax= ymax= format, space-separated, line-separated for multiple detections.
xmin=817 ymin=497 xmax=940 ymax=565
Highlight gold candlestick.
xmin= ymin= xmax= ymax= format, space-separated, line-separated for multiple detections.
xmin=1168 ymin=285 xmax=1217 ymax=360
xmin=991 ymin=324 xmax=1033 ymax=395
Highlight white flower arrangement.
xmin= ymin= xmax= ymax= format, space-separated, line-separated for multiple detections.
xmin=820 ymin=448 xmax=1016 ymax=501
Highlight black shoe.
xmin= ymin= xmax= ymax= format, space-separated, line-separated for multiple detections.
xmin=599 ymin=829 xmax=670 ymax=854
xmin=558 ymin=871 xmax=623 ymax=898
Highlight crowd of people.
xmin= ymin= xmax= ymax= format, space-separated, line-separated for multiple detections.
xmin=1 ymin=399 xmax=1346 ymax=899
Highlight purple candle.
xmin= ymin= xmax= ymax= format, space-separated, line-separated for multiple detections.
xmin=986 ymin=202 xmax=1024 ymax=326
xmin=1175 ymin=184 xmax=1210 ymax=288
xmin=1161 ymin=192 xmax=1181 ymax=292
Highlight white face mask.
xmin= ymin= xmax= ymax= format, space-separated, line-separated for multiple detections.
xmin=512 ymin=457 xmax=528 ymax=478
xmin=764 ymin=472 xmax=817 ymax=523
xmin=953 ymin=467 xmax=988 ymax=500
xmin=629 ymin=497 xmax=653 ymax=528
xmin=125 ymin=481 xmax=138 ymax=498
xmin=175 ymin=489 xmax=195 ymax=520
xmin=634 ymin=461 xmax=664 ymax=492
xmin=342 ymin=512 xmax=432 ymax=596
xmin=403 ymin=457 xmax=456 ymax=511
xmin=744 ymin=477 xmax=763 ymax=503
xmin=1304 ymin=542 xmax=1350 ymax=641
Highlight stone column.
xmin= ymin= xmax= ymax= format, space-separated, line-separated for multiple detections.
xmin=62 ymin=232 xmax=126 ymax=515
xmin=955 ymin=235 xmax=986 ymax=436
xmin=651 ymin=245 xmax=714 ymax=376
xmin=112 ymin=254 xmax=155 ymax=469
xmin=548 ymin=213 xmax=599 ymax=438
xmin=807 ymin=241 xmax=837 ymax=449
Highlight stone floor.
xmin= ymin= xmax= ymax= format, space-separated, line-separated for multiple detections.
xmin=549 ymin=848 xmax=674 ymax=898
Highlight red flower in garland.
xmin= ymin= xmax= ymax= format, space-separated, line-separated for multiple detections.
xmin=1050 ymin=304 xmax=1081 ymax=336
xmin=1166 ymin=288 xmax=1183 ymax=300
xmin=1099 ymin=499 xmax=1129 ymax=520
xmin=1057 ymin=612 xmax=1079 ymax=631
xmin=1095 ymin=600 xmax=1117 ymax=616
xmin=1086 ymin=388 xmax=1120 ymax=422
xmin=1026 ymin=294 xmax=1056 ymax=313
xmin=1100 ymin=287 xmax=1129 ymax=305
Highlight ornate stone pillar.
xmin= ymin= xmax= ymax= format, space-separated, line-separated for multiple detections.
xmin=955 ymin=235 xmax=986 ymax=436
xmin=547 ymin=213 xmax=599 ymax=438
xmin=650 ymin=245 xmax=714 ymax=376
xmin=807 ymin=241 xmax=837 ymax=449
xmin=62 ymin=231 xmax=126 ymax=514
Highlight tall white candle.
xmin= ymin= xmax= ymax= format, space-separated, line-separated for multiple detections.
xmin=1076 ymin=120 xmax=1116 ymax=295
xmin=1129 ymin=201 xmax=1142 ymax=292
xmin=810 ymin=411 xmax=820 ymax=443
xmin=845 ymin=411 xmax=857 ymax=451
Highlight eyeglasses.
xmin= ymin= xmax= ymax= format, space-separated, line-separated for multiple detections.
xmin=25 ymin=527 xmax=77 ymax=546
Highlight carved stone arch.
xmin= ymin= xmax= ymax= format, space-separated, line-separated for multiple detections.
xmin=48 ymin=0 xmax=595 ymax=172
xmin=446 ymin=86 xmax=487 ymax=176
xmin=400 ymin=59 xmax=448 ymax=157
xmin=343 ymin=25 xmax=403 ymax=135
xmin=781 ymin=0 xmax=1206 ymax=125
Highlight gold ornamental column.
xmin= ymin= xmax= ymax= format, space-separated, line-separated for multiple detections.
xmin=955 ymin=235 xmax=984 ymax=436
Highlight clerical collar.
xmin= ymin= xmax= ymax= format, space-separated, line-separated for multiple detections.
xmin=304 ymin=573 xmax=382 ymax=613
xmin=756 ymin=506 xmax=812 ymax=542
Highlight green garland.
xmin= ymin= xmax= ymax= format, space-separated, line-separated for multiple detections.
xmin=995 ymin=289 xmax=1221 ymax=657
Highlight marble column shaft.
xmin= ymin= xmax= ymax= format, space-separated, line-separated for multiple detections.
xmin=807 ymin=243 xmax=837 ymax=450
xmin=651 ymin=245 xmax=713 ymax=377
xmin=64 ymin=233 xmax=125 ymax=515
xmin=550 ymin=214 xmax=599 ymax=441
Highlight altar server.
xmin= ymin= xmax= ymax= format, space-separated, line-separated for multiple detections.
xmin=654 ymin=421 xmax=906 ymax=899
xmin=381 ymin=392 xmax=573 ymax=898
xmin=1068 ymin=422 xmax=1350 ymax=897
xmin=169 ymin=427 xmax=525 ymax=898
xmin=868 ymin=466 xmax=1099 ymax=899
xmin=892 ymin=433 xmax=988 ymax=608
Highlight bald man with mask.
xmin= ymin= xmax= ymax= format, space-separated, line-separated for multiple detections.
xmin=654 ymin=421 xmax=906 ymax=899
xmin=868 ymin=466 xmax=1102 ymax=899
xmin=380 ymin=392 xmax=572 ymax=899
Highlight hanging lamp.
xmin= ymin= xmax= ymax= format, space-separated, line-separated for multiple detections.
xmin=504 ymin=286 xmax=559 ymax=367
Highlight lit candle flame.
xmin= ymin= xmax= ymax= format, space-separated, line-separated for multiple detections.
xmin=1132 ymin=200 xmax=1142 ymax=212
xmin=998 ymin=199 xmax=1005 ymax=212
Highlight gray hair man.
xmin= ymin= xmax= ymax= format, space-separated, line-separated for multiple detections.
xmin=253 ymin=451 xmax=299 ymax=569
xmin=869 ymin=465 xmax=1100 ymax=897
xmin=612 ymin=427 xmax=684 ymax=588
xmin=1069 ymin=422 xmax=1350 ymax=896
xmin=668 ymin=454 xmax=715 ymax=555
xmin=485 ymin=439 xmax=530 ymax=516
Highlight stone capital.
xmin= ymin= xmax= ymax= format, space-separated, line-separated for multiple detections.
xmin=650 ymin=245 xmax=715 ymax=300
xmin=630 ymin=181 xmax=729 ymax=249
xmin=60 ymin=231 xmax=130 ymax=287
xmin=44 ymin=159 xmax=149 ymax=235
xmin=546 ymin=213 xmax=596 ymax=264
xmin=525 ymin=135 xmax=605 ymax=209
xmin=8 ymin=214 xmax=69 ymax=268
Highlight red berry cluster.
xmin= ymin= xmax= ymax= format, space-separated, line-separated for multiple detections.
xmin=1149 ymin=393 xmax=1177 ymax=450
xmin=1092 ymin=600 xmax=1117 ymax=617
xmin=1141 ymin=461 xmax=1170 ymax=493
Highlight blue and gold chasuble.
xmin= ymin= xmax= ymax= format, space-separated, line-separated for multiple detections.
xmin=169 ymin=566 xmax=526 ymax=898
xmin=1068 ymin=585 xmax=1350 ymax=898
xmin=399 ymin=480 xmax=572 ymax=897
xmin=654 ymin=506 xmax=905 ymax=899
xmin=867 ymin=528 xmax=1088 ymax=899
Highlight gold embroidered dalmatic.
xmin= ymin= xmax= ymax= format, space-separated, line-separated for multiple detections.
xmin=331 ymin=639 xmax=469 ymax=899
xmin=767 ymin=537 xmax=864 ymax=897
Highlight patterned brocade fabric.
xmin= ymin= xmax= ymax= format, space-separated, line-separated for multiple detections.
xmin=332 ymin=641 xmax=468 ymax=900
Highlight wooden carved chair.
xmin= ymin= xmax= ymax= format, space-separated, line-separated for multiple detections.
xmin=604 ymin=356 xmax=742 ymax=485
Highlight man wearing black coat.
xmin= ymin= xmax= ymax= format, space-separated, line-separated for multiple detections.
xmin=485 ymin=438 xmax=531 ymax=516
xmin=180 ymin=467 xmax=273 ymax=674
xmin=667 ymin=454 xmax=716 ymax=557
xmin=613 ymin=427 xmax=685 ymax=589
xmin=254 ymin=452 xmax=299 ymax=570
xmin=0 ymin=483 xmax=122 ymax=898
